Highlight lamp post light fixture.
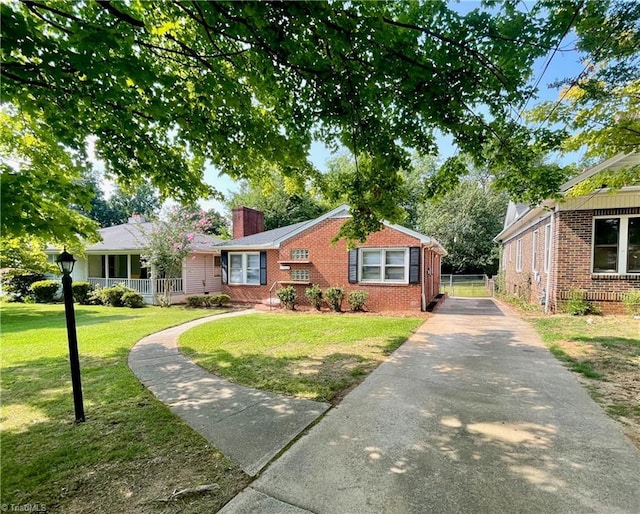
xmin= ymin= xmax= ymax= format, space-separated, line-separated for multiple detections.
xmin=56 ymin=249 xmax=85 ymax=423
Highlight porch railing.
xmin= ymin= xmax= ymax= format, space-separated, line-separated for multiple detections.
xmin=87 ymin=277 xmax=183 ymax=296
xmin=154 ymin=278 xmax=184 ymax=295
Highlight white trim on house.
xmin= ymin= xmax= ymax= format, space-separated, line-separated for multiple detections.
xmin=358 ymin=248 xmax=409 ymax=284
xmin=515 ymin=239 xmax=523 ymax=272
xmin=495 ymin=152 xmax=640 ymax=244
xmin=228 ymin=252 xmax=261 ymax=285
xmin=532 ymin=230 xmax=539 ymax=272
xmin=218 ymin=204 xmax=448 ymax=256
xmin=591 ymin=214 xmax=640 ymax=275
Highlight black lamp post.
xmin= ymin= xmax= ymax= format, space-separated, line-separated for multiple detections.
xmin=56 ymin=249 xmax=85 ymax=423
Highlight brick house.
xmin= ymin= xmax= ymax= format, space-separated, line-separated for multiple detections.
xmin=494 ymin=152 xmax=640 ymax=314
xmin=217 ymin=205 xmax=447 ymax=311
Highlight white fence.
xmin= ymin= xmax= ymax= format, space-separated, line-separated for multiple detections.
xmin=440 ymin=274 xmax=493 ymax=297
xmin=87 ymin=278 xmax=183 ymax=296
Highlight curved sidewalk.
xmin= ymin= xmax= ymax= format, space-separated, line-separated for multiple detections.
xmin=128 ymin=310 xmax=330 ymax=476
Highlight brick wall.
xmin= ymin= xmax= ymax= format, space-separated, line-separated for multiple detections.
xmin=502 ymin=207 xmax=640 ymax=314
xmin=222 ymin=218 xmax=442 ymax=311
xmin=555 ymin=209 xmax=640 ymax=313
xmin=502 ymin=217 xmax=552 ymax=308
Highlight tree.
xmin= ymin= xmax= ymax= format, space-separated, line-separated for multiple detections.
xmin=179 ymin=205 xmax=230 ymax=238
xmin=417 ymin=175 xmax=509 ymax=275
xmin=527 ymin=1 xmax=640 ymax=159
xmin=0 ymin=107 xmax=99 ymax=246
xmin=2 ymin=1 xmax=594 ymax=243
xmin=78 ymin=175 xmax=161 ymax=228
xmin=227 ymin=170 xmax=330 ymax=230
xmin=141 ymin=206 xmax=214 ymax=306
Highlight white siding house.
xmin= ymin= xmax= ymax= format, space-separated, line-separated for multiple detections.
xmin=48 ymin=216 xmax=223 ymax=305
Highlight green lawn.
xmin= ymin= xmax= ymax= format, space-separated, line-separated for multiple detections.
xmin=528 ymin=313 xmax=640 ymax=448
xmin=1 ymin=303 xmax=249 ymax=513
xmin=180 ymin=313 xmax=425 ymax=403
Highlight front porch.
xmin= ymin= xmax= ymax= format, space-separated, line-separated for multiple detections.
xmin=87 ymin=277 xmax=184 ymax=304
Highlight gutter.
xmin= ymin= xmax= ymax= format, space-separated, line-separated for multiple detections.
xmin=544 ymin=205 xmax=557 ymax=314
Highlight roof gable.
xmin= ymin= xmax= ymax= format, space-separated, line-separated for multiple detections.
xmin=217 ymin=204 xmax=447 ymax=255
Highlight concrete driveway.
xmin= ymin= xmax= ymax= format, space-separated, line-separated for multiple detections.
xmin=221 ymin=298 xmax=640 ymax=513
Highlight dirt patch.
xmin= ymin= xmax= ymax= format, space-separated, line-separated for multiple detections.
xmin=50 ymin=446 xmax=250 ymax=513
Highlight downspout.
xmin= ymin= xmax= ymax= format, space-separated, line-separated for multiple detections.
xmin=421 ymin=246 xmax=426 ymax=311
xmin=544 ymin=206 xmax=557 ymax=314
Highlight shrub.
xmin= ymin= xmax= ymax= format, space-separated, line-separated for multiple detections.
xmin=623 ymin=291 xmax=640 ymax=316
xmin=213 ymin=294 xmax=231 ymax=307
xmin=305 ymin=284 xmax=323 ymax=310
xmin=86 ymin=286 xmax=104 ymax=305
xmin=72 ymin=282 xmax=94 ymax=305
xmin=186 ymin=295 xmax=203 ymax=307
xmin=122 ymin=291 xmax=145 ymax=308
xmin=186 ymin=294 xmax=231 ymax=308
xmin=1 ymin=270 xmax=46 ymax=302
xmin=29 ymin=280 xmax=60 ymax=303
xmin=563 ymin=290 xmax=600 ymax=316
xmin=348 ymin=290 xmax=369 ymax=312
xmin=325 ymin=286 xmax=344 ymax=312
xmin=276 ymin=286 xmax=297 ymax=310
xmin=101 ymin=283 xmax=135 ymax=307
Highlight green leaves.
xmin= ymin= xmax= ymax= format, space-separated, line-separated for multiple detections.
xmin=2 ymin=0 xmax=617 ymax=243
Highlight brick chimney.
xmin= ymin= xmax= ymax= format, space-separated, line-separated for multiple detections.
xmin=232 ymin=206 xmax=264 ymax=239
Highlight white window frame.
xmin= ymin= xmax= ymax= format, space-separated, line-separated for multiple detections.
xmin=359 ymin=248 xmax=409 ymax=284
xmin=229 ymin=252 xmax=261 ymax=285
xmin=532 ymin=230 xmax=539 ymax=272
xmin=508 ymin=242 xmax=513 ymax=262
xmin=592 ymin=215 xmax=640 ymax=274
xmin=544 ymin=223 xmax=552 ymax=273
xmin=515 ymin=238 xmax=523 ymax=272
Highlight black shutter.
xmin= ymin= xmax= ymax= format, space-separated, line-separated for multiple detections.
xmin=348 ymin=249 xmax=358 ymax=283
xmin=260 ymin=251 xmax=267 ymax=285
xmin=221 ymin=251 xmax=228 ymax=285
xmin=409 ymin=247 xmax=420 ymax=284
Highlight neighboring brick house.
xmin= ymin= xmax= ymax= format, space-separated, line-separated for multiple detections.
xmin=217 ymin=205 xmax=447 ymax=311
xmin=495 ymin=152 xmax=640 ymax=314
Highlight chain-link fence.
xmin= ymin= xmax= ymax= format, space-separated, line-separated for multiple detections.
xmin=440 ymin=274 xmax=493 ymax=297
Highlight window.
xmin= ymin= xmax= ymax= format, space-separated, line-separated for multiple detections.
xmin=515 ymin=239 xmax=523 ymax=272
xmin=291 ymin=269 xmax=310 ymax=281
xmin=108 ymin=255 xmax=128 ymax=278
xmin=229 ymin=253 xmax=260 ymax=284
xmin=593 ymin=216 xmax=640 ymax=274
xmin=88 ymin=255 xmax=106 ymax=278
xmin=508 ymin=242 xmax=513 ymax=262
xmin=359 ymin=249 xmax=408 ymax=283
xmin=130 ymin=254 xmax=148 ymax=279
xmin=290 ymin=249 xmax=309 ymax=260
xmin=544 ymin=224 xmax=552 ymax=273
xmin=532 ymin=230 xmax=539 ymax=272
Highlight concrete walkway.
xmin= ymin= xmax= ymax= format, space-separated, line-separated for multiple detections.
xmin=221 ymin=298 xmax=640 ymax=513
xmin=128 ymin=310 xmax=330 ymax=476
